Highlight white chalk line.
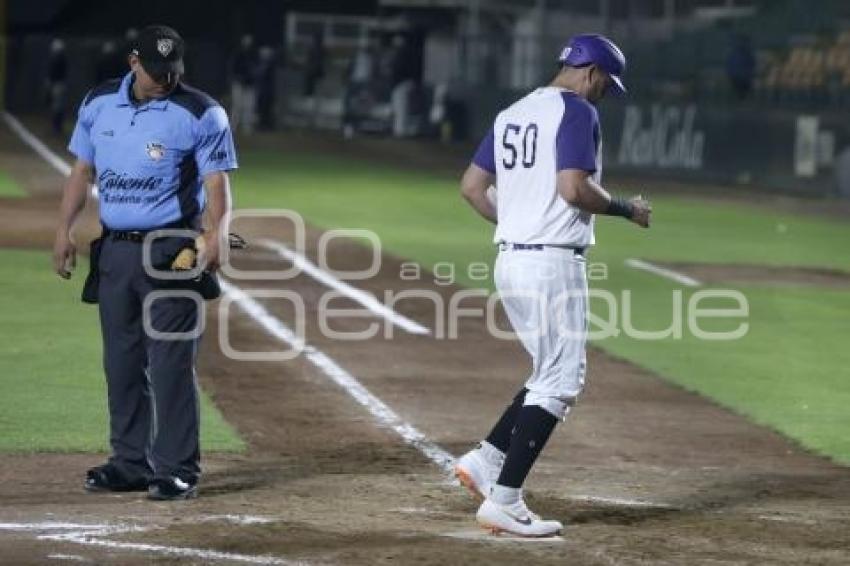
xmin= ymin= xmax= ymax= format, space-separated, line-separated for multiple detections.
xmin=220 ymin=278 xmax=455 ymax=475
xmin=756 ymin=514 xmax=818 ymax=526
xmin=625 ymin=258 xmax=701 ymax=287
xmin=255 ymin=238 xmax=430 ymax=336
xmin=1 ymin=111 xmax=99 ymax=197
xmin=1 ymin=111 xmax=72 ymax=176
xmin=41 ymin=533 xmax=302 ymax=565
xmin=441 ymin=529 xmax=565 ymax=544
xmin=0 ymin=521 xmax=303 ymax=565
xmin=393 ymin=507 xmax=449 ymax=516
xmin=47 ymin=554 xmax=88 ymax=562
xmin=570 ymin=495 xmax=677 ymax=509
xmin=197 ymin=514 xmax=278 ymax=526
xmin=0 ymin=522 xmax=115 ymax=532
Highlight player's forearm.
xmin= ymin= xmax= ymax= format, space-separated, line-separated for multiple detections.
xmin=558 ymin=170 xmax=648 ymax=225
xmin=203 ymin=172 xmax=232 ymax=234
xmin=575 ymin=177 xmax=639 ymax=220
xmin=559 ymin=172 xmax=612 ymax=214
xmin=461 ymin=165 xmax=498 ymax=224
xmin=56 ymin=163 xmax=93 ymax=235
xmin=462 ymin=190 xmax=497 ymax=224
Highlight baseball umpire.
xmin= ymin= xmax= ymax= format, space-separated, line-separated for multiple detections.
xmin=456 ymin=34 xmax=651 ymax=535
xmin=52 ymin=25 xmax=237 ymax=500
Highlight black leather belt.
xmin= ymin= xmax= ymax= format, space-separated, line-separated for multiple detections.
xmin=499 ymin=242 xmax=586 ymax=256
xmin=110 ymin=230 xmax=151 ymax=243
xmin=105 ymin=218 xmax=199 ymax=243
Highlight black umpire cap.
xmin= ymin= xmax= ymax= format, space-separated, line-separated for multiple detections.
xmin=131 ymin=25 xmax=185 ymax=76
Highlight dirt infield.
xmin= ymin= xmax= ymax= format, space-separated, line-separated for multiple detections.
xmin=1 ymin=122 xmax=849 ymax=565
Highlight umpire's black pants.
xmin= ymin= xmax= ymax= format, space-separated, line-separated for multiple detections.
xmin=98 ymin=236 xmax=201 ymax=483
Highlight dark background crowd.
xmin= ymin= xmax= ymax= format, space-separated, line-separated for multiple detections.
xmin=38 ymin=26 xmax=282 ymax=137
xmin=8 ymin=0 xmax=850 ymax=154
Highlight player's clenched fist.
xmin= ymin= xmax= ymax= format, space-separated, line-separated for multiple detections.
xmin=629 ymin=195 xmax=652 ymax=228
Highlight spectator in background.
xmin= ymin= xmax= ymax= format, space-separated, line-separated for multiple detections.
xmin=429 ymin=83 xmax=456 ymax=142
xmin=727 ymin=34 xmax=756 ymax=99
xmin=256 ymin=46 xmax=277 ymax=130
xmin=342 ymin=37 xmax=376 ymax=138
xmin=230 ymin=34 xmax=259 ymax=134
xmin=375 ymin=34 xmax=396 ymax=98
xmin=350 ymin=38 xmax=376 ymax=85
xmin=389 ymin=34 xmax=418 ymax=137
xmin=303 ymin=31 xmax=325 ymax=97
xmin=95 ymin=40 xmax=126 ymax=84
xmin=46 ymin=38 xmax=67 ymax=136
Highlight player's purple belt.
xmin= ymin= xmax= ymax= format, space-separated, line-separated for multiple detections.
xmin=499 ymin=242 xmax=586 ymax=256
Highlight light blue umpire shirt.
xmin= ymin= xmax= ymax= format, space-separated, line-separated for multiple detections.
xmin=68 ymin=71 xmax=238 ymax=230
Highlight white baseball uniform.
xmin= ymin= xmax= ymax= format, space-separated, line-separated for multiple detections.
xmin=472 ymin=86 xmax=601 ymax=419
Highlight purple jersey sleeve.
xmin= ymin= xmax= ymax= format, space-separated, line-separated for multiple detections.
xmin=556 ymin=94 xmax=599 ymax=173
xmin=471 ymin=128 xmax=496 ymax=174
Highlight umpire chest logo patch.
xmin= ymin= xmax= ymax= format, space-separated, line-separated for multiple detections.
xmin=146 ymin=142 xmax=166 ymax=161
xmin=157 ymin=39 xmax=174 ymax=57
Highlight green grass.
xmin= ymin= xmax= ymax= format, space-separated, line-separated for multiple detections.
xmin=587 ymin=264 xmax=850 ymax=461
xmin=0 ymin=169 xmax=26 ymax=197
xmin=232 ymin=149 xmax=850 ymax=464
xmin=0 ymin=248 xmax=243 ymax=452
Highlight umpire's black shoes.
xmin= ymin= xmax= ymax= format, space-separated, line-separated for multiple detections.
xmin=148 ymin=476 xmax=198 ymax=501
xmin=84 ymin=463 xmax=149 ymax=492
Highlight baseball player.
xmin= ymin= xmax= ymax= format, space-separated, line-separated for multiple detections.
xmin=52 ymin=25 xmax=237 ymax=500
xmin=456 ymin=34 xmax=651 ymax=536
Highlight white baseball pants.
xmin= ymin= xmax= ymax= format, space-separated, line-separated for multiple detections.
xmin=494 ymin=246 xmax=588 ymax=419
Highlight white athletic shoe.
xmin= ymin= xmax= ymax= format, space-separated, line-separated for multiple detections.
xmin=454 ymin=446 xmax=503 ymax=501
xmin=476 ymin=498 xmax=563 ymax=538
